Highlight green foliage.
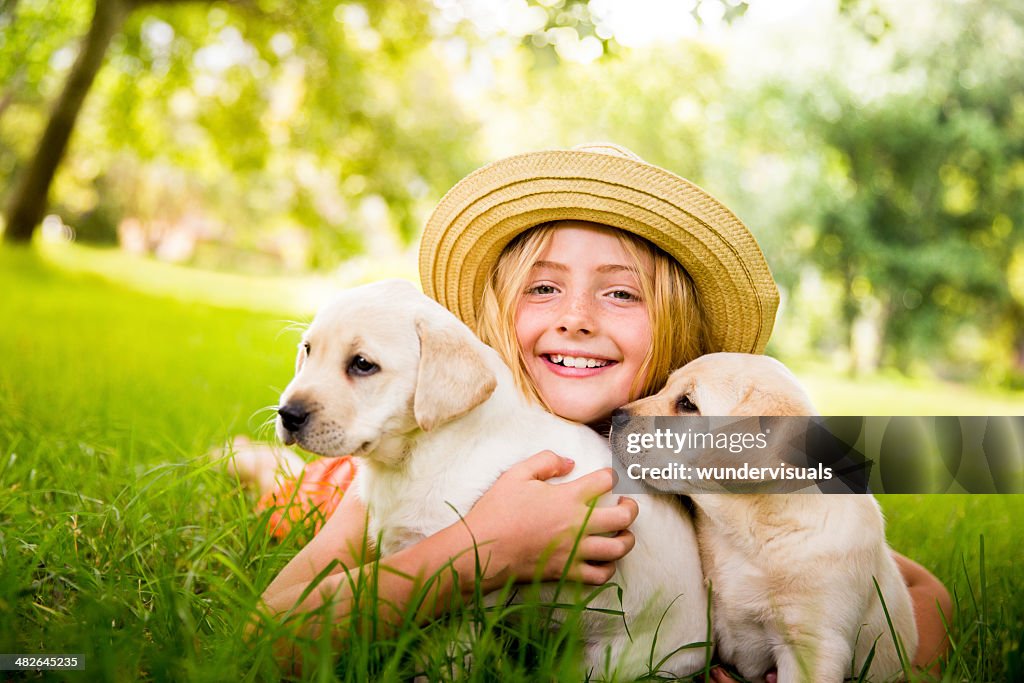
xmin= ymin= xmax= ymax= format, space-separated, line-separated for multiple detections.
xmin=0 ymin=0 xmax=89 ymax=106
xmin=3 ymin=0 xmax=478 ymax=267
xmin=777 ymin=0 xmax=1024 ymax=379
xmin=4 ymin=0 xmax=1024 ymax=379
xmin=0 ymin=0 xmax=90 ymax=189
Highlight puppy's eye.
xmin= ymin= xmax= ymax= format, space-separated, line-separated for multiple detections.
xmin=348 ymin=355 xmax=379 ymax=377
xmin=676 ymin=395 xmax=699 ymax=414
xmin=303 ymin=341 xmax=311 ymax=355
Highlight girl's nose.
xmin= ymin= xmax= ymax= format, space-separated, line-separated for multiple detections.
xmin=556 ymin=292 xmax=596 ymax=335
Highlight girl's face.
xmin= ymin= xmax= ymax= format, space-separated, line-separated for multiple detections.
xmin=515 ymin=223 xmax=653 ymax=425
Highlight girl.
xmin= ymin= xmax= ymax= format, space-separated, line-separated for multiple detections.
xmin=255 ymin=144 xmax=950 ymax=679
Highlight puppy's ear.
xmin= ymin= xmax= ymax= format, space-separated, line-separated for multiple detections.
xmin=414 ymin=319 xmax=497 ymax=432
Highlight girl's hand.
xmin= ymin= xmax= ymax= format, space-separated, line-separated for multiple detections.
xmin=462 ymin=450 xmax=638 ymax=588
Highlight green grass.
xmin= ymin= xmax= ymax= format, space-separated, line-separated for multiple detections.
xmin=37 ymin=240 xmax=419 ymax=317
xmin=797 ymin=369 xmax=1024 ymax=417
xmin=1 ymin=245 xmax=1022 ymax=681
xmin=0 ymin=246 xmax=302 ymax=680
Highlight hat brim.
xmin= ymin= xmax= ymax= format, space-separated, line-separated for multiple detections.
xmin=419 ymin=149 xmax=778 ymax=354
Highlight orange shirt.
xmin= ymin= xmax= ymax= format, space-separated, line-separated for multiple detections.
xmin=256 ymin=456 xmax=357 ymax=540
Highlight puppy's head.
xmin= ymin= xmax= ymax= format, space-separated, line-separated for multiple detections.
xmin=617 ymin=353 xmax=817 ymax=491
xmin=275 ymin=280 xmax=497 ymax=464
xmin=620 ymin=352 xmax=816 ymax=418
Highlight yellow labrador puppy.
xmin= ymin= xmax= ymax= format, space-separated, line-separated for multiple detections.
xmin=619 ymin=353 xmax=917 ymax=683
xmin=274 ymin=279 xmax=708 ymax=680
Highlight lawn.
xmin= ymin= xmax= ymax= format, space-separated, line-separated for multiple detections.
xmin=1 ymin=244 xmax=1021 ymax=681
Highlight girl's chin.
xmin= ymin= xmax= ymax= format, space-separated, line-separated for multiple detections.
xmin=544 ymin=397 xmax=615 ymax=425
xmin=530 ymin=364 xmax=626 ymax=424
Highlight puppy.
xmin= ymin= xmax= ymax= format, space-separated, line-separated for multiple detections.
xmin=619 ymin=352 xmax=917 ymax=683
xmin=274 ymin=279 xmax=708 ymax=679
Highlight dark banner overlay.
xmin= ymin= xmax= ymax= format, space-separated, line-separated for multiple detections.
xmin=609 ymin=416 xmax=1024 ymax=494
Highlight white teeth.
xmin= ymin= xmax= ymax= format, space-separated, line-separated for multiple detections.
xmin=548 ymin=354 xmax=609 ymax=368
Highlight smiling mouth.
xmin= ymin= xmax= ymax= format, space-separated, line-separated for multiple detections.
xmin=545 ymin=353 xmax=615 ymax=369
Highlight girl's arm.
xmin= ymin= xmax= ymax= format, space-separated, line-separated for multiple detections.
xmin=260 ymin=450 xmax=639 ymax=629
xmin=259 ymin=483 xmax=375 ymax=618
xmin=893 ymin=551 xmax=952 ymax=676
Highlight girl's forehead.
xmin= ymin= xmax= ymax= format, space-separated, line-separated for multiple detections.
xmin=536 ymin=224 xmax=652 ymax=271
xmin=543 ymin=220 xmax=620 ymax=241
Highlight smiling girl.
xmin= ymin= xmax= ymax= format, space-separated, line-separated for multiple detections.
xmin=253 ymin=143 xmax=950 ymax=679
xmin=481 ymin=221 xmax=706 ymax=427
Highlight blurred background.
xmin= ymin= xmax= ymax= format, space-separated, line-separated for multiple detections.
xmin=2 ymin=0 xmax=1023 ymax=391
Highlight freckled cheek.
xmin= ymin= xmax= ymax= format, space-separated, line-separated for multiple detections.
xmin=513 ymin=315 xmax=538 ymax=358
xmin=514 ymin=303 xmax=552 ymax=353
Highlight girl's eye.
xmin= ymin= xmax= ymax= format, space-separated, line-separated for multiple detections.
xmin=526 ymin=284 xmax=557 ymax=296
xmin=609 ymin=289 xmax=640 ymax=301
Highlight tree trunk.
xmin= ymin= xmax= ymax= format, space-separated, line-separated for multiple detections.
xmin=1014 ymin=306 xmax=1024 ymax=373
xmin=0 ymin=0 xmax=22 ymax=21
xmin=2 ymin=0 xmax=129 ymax=243
xmin=839 ymin=267 xmax=861 ymax=377
xmin=0 ymin=71 xmax=23 ymax=121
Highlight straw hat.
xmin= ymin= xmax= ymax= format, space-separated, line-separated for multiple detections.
xmin=419 ymin=142 xmax=778 ymax=354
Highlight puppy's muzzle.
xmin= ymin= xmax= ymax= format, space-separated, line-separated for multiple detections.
xmin=278 ymin=401 xmax=310 ymax=434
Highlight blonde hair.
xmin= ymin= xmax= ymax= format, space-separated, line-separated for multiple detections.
xmin=475 ymin=222 xmax=710 ymax=411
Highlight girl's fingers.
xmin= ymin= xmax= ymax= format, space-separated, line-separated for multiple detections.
xmin=573 ymin=560 xmax=617 ymax=585
xmin=584 ymin=496 xmax=639 ymax=535
xmin=709 ymin=667 xmax=737 ymax=682
xmin=577 ymin=530 xmax=636 ymax=563
xmin=565 ymin=467 xmax=616 ymax=499
xmin=512 ymin=450 xmax=575 ymax=481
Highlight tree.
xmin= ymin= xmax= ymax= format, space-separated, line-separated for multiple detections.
xmin=788 ymin=0 xmax=1024 ymax=378
xmin=2 ymin=0 xmax=756 ymax=247
xmin=3 ymin=0 xmax=152 ymax=243
xmin=2 ymin=0 xmax=465 ymax=250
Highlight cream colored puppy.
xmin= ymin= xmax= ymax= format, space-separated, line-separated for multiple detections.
xmin=275 ymin=279 xmax=708 ymax=680
xmin=620 ymin=352 xmax=917 ymax=683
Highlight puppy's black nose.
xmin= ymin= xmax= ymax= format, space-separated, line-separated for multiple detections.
xmin=278 ymin=403 xmax=309 ymax=433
